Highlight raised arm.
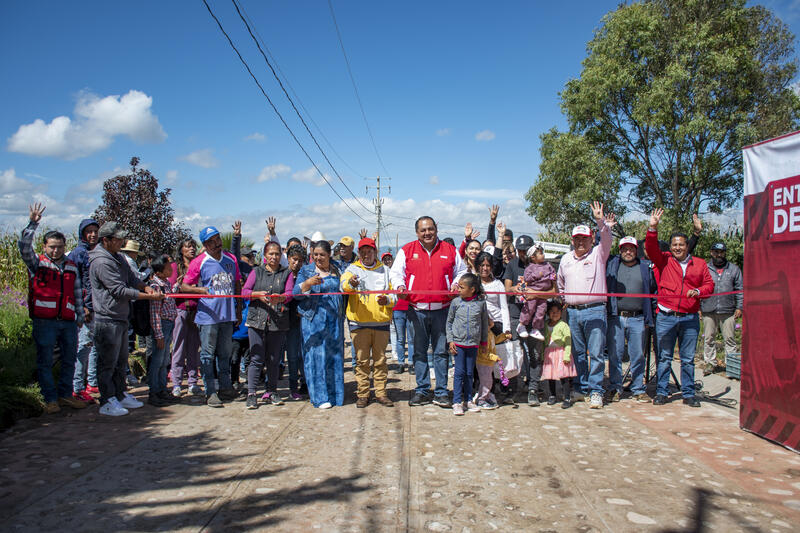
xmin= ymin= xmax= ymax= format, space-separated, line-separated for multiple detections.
xmin=18 ymin=203 xmax=45 ymax=274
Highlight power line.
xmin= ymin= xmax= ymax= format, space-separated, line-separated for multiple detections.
xmin=201 ymin=0 xmax=370 ymax=224
xmin=234 ymin=1 xmax=367 ymax=179
xmin=327 ymin=0 xmax=392 ymax=177
xmin=230 ymin=0 xmax=373 ymax=215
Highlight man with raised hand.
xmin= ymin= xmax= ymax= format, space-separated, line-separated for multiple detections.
xmin=556 ymin=201 xmax=614 ymax=409
xmin=390 ymin=216 xmax=466 ymax=408
xmin=19 ymin=203 xmax=88 ymax=414
xmin=646 ymin=208 xmax=714 ymax=407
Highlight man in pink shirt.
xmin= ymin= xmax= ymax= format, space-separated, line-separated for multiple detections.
xmin=556 ymin=202 xmax=615 ymax=409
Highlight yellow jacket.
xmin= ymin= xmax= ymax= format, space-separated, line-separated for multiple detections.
xmin=341 ymin=259 xmax=396 ymax=325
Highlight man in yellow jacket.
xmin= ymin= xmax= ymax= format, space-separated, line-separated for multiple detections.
xmin=341 ymin=238 xmax=397 ymax=407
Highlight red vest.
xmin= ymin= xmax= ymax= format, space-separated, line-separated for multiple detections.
xmin=401 ymin=239 xmax=457 ymax=306
xmin=28 ymin=254 xmax=78 ymax=321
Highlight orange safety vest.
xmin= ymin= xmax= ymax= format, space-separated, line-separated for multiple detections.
xmin=28 ymin=254 xmax=78 ymax=321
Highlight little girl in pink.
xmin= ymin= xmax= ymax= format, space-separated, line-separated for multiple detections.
xmin=541 ymin=300 xmax=576 ymax=409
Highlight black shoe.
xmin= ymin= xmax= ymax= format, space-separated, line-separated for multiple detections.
xmin=246 ymin=394 xmax=258 ymax=410
xmin=218 ymin=388 xmax=237 ymax=402
xmin=394 ymin=364 xmax=406 ymax=375
xmin=408 ymin=393 xmax=431 ymax=406
xmin=682 ymin=396 xmax=701 ymax=408
xmin=653 ymin=394 xmax=668 ymax=405
xmin=148 ymin=394 xmax=170 ymax=407
xmin=157 ymin=390 xmax=181 ymax=404
xmin=235 ymin=388 xmax=249 ymax=402
xmin=432 ymin=395 xmax=452 ymax=408
xmin=546 ymin=396 xmax=557 ymax=406
xmin=298 ymin=382 xmax=308 ymax=395
xmin=207 ymin=393 xmax=223 ymax=408
xmin=528 ymin=391 xmax=540 ymax=407
xmin=561 ymin=399 xmax=572 ymax=409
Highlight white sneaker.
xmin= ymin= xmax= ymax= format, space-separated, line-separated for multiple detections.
xmin=120 ymin=392 xmax=144 ymax=409
xmin=318 ymin=402 xmax=332 ymax=409
xmin=172 ymin=387 xmax=182 ymax=398
xmin=466 ymin=401 xmax=481 ymax=412
xmin=589 ymin=392 xmax=603 ymax=409
xmin=99 ymin=397 xmax=129 ymax=416
xmin=530 ymin=329 xmax=545 ymax=341
xmin=516 ymin=323 xmax=529 ymax=338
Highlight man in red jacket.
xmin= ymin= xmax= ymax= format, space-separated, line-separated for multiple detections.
xmin=390 ymin=216 xmax=466 ymax=407
xmin=645 ymin=208 xmax=714 ymax=407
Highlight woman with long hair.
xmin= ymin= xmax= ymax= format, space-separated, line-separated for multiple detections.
xmin=168 ymin=237 xmax=201 ymax=396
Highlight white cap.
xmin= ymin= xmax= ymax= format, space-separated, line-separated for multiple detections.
xmin=483 ymin=245 xmax=496 ymax=255
xmin=571 ymin=225 xmax=591 ymax=237
xmin=310 ymin=231 xmax=326 ymax=242
xmin=619 ymin=236 xmax=638 ymax=248
xmin=526 ymin=242 xmax=544 ymax=257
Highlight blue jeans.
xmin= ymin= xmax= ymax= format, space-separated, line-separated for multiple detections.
xmin=567 ymin=305 xmax=607 ymax=394
xmin=409 ymin=307 xmax=449 ymax=397
xmin=286 ymin=325 xmax=303 ymax=392
xmin=392 ymin=310 xmax=414 ymax=365
xmin=607 ymin=315 xmax=646 ymax=395
xmin=198 ymin=322 xmax=234 ymax=396
xmin=148 ymin=319 xmax=174 ymax=395
xmin=453 ymin=345 xmax=477 ymax=404
xmin=73 ymin=322 xmax=98 ymax=391
xmin=656 ymin=313 xmax=699 ymax=398
xmin=32 ymin=318 xmax=78 ymax=403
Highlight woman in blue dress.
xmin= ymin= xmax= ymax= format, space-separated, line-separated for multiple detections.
xmin=292 ymin=240 xmax=345 ymax=408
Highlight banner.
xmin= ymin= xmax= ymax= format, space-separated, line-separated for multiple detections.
xmin=741 ymin=130 xmax=800 ymax=452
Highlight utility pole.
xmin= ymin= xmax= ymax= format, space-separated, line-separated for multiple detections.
xmin=365 ymin=176 xmax=390 ymax=249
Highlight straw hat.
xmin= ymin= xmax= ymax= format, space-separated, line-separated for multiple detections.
xmin=120 ymin=240 xmax=143 ymax=255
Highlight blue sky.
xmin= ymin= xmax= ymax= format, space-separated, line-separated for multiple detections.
xmin=2 ymin=0 xmax=799 ymax=249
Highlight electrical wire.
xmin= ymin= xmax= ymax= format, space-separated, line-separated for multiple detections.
xmin=230 ymin=0 xmax=373 ymax=215
xmin=327 ymin=0 xmax=392 ymax=178
xmin=201 ymin=0 xmax=370 ymax=224
xmin=235 ymin=1 xmax=367 ymax=179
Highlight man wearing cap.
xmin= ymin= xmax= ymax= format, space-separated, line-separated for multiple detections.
xmin=18 ymin=203 xmax=88 ymax=414
xmin=700 ymin=242 xmax=743 ymax=375
xmin=390 ymin=216 xmax=466 ymax=407
xmin=341 ymin=238 xmax=397 ymax=407
xmin=557 ymin=201 xmax=614 ymax=409
xmin=335 ymin=236 xmax=356 ymax=265
xmin=605 ymin=236 xmax=657 ymax=403
xmin=645 ymin=208 xmax=714 ymax=407
xmin=503 ymin=234 xmax=548 ymax=405
xmin=180 ymin=226 xmax=242 ymax=408
xmin=89 ymin=221 xmax=164 ymax=416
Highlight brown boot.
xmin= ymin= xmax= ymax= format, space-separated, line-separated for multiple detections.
xmin=356 ymin=397 xmax=370 ymax=408
xmin=375 ymin=395 xmax=394 ymax=407
xmin=43 ymin=401 xmax=61 ymax=414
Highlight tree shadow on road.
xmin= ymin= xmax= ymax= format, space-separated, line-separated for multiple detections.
xmin=659 ymin=487 xmax=773 ymax=532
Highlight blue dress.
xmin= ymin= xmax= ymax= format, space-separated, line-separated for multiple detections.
xmin=292 ymin=264 xmax=344 ymax=407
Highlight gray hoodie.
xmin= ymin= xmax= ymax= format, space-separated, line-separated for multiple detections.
xmin=89 ymin=244 xmax=141 ymax=321
xmin=446 ymin=296 xmax=489 ymax=347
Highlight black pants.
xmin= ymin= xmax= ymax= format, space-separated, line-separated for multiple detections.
xmin=231 ymin=337 xmax=249 ymax=384
xmin=547 ymin=378 xmax=572 ymax=399
xmin=247 ymin=329 xmax=287 ymax=394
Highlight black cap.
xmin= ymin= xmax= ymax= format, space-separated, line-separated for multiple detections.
xmin=711 ymin=242 xmax=726 ymax=251
xmin=515 ymin=235 xmax=534 ymax=251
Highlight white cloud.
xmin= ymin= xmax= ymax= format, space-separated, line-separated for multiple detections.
xmin=165 ymin=170 xmax=179 ymax=185
xmin=7 ymin=90 xmax=166 ymax=159
xmin=442 ymin=188 xmax=522 ymax=200
xmin=0 ymin=169 xmax=61 ymax=228
xmin=181 ymin=148 xmax=219 ymax=168
xmin=292 ymin=166 xmax=327 ymax=186
xmin=243 ymin=132 xmax=266 ymax=142
xmin=256 ymin=164 xmax=291 ymax=182
xmin=475 ymin=129 xmax=496 ymax=142
xmin=429 ymin=175 xmax=440 ymax=185
xmin=436 ymin=128 xmax=451 ymax=137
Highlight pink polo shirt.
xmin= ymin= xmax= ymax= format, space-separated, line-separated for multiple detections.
xmin=556 ymin=220 xmax=611 ymax=306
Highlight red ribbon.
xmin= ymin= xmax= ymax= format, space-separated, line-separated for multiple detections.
xmin=166 ymin=290 xmax=743 ymax=300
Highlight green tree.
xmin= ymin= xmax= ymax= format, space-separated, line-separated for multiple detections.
xmin=528 ymin=0 xmax=800 ymax=229
xmin=93 ymin=157 xmax=189 ymax=255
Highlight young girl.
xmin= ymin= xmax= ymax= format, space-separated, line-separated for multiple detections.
xmin=517 ymin=244 xmax=556 ymax=340
xmin=446 ymin=273 xmax=489 ymax=416
xmin=541 ymin=300 xmax=576 ymax=409
xmin=148 ymin=254 xmax=179 ymax=407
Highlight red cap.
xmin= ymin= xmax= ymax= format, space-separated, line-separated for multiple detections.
xmin=358 ymin=238 xmax=377 ymax=250
xmin=381 ymin=252 xmax=392 ymax=260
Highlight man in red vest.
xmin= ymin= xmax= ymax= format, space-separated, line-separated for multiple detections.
xmin=645 ymin=208 xmax=715 ymax=407
xmin=18 ymin=203 xmax=88 ymax=414
xmin=390 ymin=216 xmax=466 ymax=407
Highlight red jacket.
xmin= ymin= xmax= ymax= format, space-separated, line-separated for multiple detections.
xmin=401 ymin=239 xmax=458 ymax=306
xmin=645 ymin=230 xmax=714 ymax=314
xmin=28 ymin=253 xmax=78 ymax=321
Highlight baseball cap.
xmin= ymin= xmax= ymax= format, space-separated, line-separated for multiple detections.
xmin=241 ymin=245 xmax=256 ymax=256
xmin=358 ymin=237 xmax=376 ymax=250
xmin=619 ymin=236 xmax=638 ymax=248
xmin=514 ymin=235 xmax=534 ymax=251
xmin=711 ymin=242 xmax=727 ymax=251
xmin=381 ymin=252 xmax=393 ymax=260
xmin=340 ymin=236 xmax=355 ymax=246
xmin=98 ymin=221 xmax=127 ymax=239
xmin=198 ymin=226 xmax=220 ymax=243
xmin=571 ymin=225 xmax=591 ymax=237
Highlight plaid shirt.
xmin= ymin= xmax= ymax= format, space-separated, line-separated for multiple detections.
xmin=149 ymin=275 xmax=178 ymax=339
xmin=18 ymin=221 xmax=84 ymax=324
